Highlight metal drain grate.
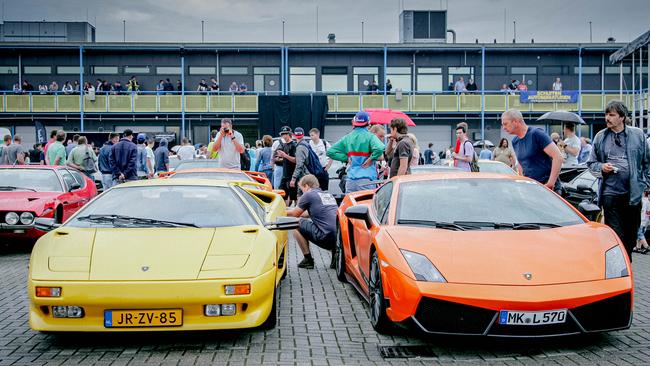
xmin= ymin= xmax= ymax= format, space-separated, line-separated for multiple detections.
xmin=379 ymin=345 xmax=437 ymax=359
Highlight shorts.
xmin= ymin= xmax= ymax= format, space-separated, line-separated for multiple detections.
xmin=281 ymin=176 xmax=297 ymax=201
xmin=299 ymin=219 xmax=335 ymax=251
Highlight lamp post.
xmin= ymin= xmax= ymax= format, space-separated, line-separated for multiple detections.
xmin=361 ymin=21 xmax=365 ymax=43
xmin=122 ymin=20 xmax=126 ymax=42
xmin=201 ymin=20 xmax=205 ymax=43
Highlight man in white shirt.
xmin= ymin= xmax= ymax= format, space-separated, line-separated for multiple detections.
xmin=308 ymin=128 xmax=332 ymax=171
xmin=211 ymin=118 xmax=245 ymax=169
xmin=552 ymin=77 xmax=563 ymax=91
xmin=176 ymin=138 xmax=196 ymax=160
xmin=562 ymin=122 xmax=581 ymax=166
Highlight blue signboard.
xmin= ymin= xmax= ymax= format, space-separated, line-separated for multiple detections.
xmin=520 ymin=91 xmax=579 ymax=103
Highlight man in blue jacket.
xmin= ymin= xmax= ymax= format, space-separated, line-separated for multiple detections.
xmin=98 ymin=132 xmax=119 ymax=190
xmin=109 ymin=129 xmax=138 ymax=184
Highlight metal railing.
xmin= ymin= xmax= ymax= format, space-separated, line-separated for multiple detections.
xmin=0 ymin=90 xmax=647 ymax=114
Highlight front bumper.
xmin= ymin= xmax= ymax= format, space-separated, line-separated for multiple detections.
xmin=29 ymin=268 xmax=276 ymax=332
xmin=382 ymin=266 xmax=633 ymax=337
xmin=0 ymin=224 xmax=44 ymax=240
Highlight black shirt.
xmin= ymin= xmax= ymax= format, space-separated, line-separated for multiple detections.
xmin=280 ymin=140 xmax=297 ymax=179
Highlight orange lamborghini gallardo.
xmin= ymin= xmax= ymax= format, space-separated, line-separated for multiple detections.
xmin=335 ymin=173 xmax=633 ymax=336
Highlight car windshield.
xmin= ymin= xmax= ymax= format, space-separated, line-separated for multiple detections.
xmin=397 ymin=179 xmax=583 ymax=229
xmin=0 ymin=168 xmax=62 ymax=192
xmin=67 ymin=185 xmax=256 ymax=228
xmin=477 ymin=161 xmax=516 ymax=175
xmin=170 ymin=172 xmax=252 ymax=181
xmin=175 ymin=160 xmax=221 ymax=171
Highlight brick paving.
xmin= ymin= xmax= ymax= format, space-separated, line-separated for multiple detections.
xmin=1 ymin=240 xmax=649 ymax=365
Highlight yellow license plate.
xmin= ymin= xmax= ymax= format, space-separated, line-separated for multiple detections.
xmin=104 ymin=309 xmax=182 ymax=328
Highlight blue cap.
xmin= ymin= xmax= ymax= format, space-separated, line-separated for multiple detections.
xmin=294 ymin=127 xmax=305 ymax=137
xmin=352 ymin=111 xmax=370 ymax=126
xmin=137 ymin=133 xmax=147 ymax=142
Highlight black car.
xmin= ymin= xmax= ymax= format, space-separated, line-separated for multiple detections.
xmin=561 ymin=169 xmax=602 ymax=221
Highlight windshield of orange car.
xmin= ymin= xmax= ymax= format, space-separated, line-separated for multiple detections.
xmin=396 ymin=179 xmax=583 ymax=228
xmin=0 ymin=168 xmax=63 ymax=192
xmin=170 ymin=172 xmax=252 ymax=181
xmin=66 ymin=185 xmax=257 ymax=228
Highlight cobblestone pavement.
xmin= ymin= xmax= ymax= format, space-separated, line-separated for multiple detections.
xmin=1 ymin=240 xmax=649 ymax=366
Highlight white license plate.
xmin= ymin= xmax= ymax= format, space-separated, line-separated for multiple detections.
xmin=498 ymin=309 xmax=567 ymax=325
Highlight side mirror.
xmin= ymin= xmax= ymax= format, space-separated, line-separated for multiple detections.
xmin=576 ymin=184 xmax=593 ymax=193
xmin=68 ymin=183 xmax=81 ymax=192
xmin=345 ymin=205 xmax=373 ymax=228
xmin=34 ymin=217 xmax=61 ymax=232
xmin=578 ymin=200 xmax=601 ymax=220
xmin=265 ymin=216 xmax=300 ymax=231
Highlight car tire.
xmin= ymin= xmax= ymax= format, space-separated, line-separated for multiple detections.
xmin=259 ymin=288 xmax=277 ymax=330
xmin=335 ymin=222 xmax=347 ymax=283
xmin=369 ymin=251 xmax=392 ymax=334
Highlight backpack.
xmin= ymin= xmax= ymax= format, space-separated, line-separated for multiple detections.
xmin=299 ymin=141 xmax=325 ymax=176
xmin=82 ymin=147 xmax=97 ymax=173
xmin=240 ymin=149 xmax=251 ymax=170
xmin=462 ymin=140 xmax=480 ymax=172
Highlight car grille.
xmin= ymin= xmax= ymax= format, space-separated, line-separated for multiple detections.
xmin=571 ymin=292 xmax=632 ymax=332
xmin=413 ymin=297 xmax=496 ymax=335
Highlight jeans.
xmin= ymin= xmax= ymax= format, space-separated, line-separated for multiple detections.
xmin=273 ymin=166 xmax=283 ymax=189
xmin=101 ymin=173 xmax=113 ymax=191
xmin=261 ymin=169 xmax=273 ymax=186
xmin=345 ymin=178 xmax=373 ymax=193
xmin=602 ymin=194 xmax=641 ymax=262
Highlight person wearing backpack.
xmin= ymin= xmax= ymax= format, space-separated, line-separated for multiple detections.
xmin=288 ymin=128 xmax=329 ymax=194
xmin=135 ymin=133 xmax=149 ymax=179
xmin=67 ymin=136 xmax=97 ymax=178
xmin=452 ymin=125 xmax=477 ymax=172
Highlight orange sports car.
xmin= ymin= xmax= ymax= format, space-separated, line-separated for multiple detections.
xmin=167 ymin=168 xmax=278 ymax=194
xmin=335 ymin=173 xmax=633 ymax=336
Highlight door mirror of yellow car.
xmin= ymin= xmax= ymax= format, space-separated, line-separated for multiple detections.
xmin=345 ymin=205 xmax=373 ymax=228
xmin=265 ymin=216 xmax=300 ymax=231
xmin=34 ymin=217 xmax=61 ymax=232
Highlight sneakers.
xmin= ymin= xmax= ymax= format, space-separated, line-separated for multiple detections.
xmin=298 ymin=257 xmax=314 ymax=269
xmin=329 ymin=248 xmax=336 ymax=269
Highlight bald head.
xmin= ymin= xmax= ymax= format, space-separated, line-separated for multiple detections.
xmin=501 ymin=108 xmax=527 ymax=137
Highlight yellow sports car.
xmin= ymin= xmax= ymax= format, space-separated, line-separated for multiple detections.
xmin=28 ymin=179 xmax=297 ymax=332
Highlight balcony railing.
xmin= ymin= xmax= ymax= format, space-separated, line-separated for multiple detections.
xmin=0 ymin=90 xmax=647 ymax=114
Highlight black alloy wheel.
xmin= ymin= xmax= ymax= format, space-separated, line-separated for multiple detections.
xmin=335 ymin=223 xmax=347 ymax=283
xmin=369 ymin=251 xmax=392 ymax=333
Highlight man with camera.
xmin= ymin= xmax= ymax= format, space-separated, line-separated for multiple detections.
xmin=211 ymin=118 xmax=245 ymax=169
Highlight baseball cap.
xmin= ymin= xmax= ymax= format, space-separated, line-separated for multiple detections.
xmin=136 ymin=133 xmax=147 ymax=142
xmin=352 ymin=111 xmax=370 ymax=126
xmin=279 ymin=126 xmax=292 ymax=135
xmin=294 ymin=127 xmax=305 ymax=138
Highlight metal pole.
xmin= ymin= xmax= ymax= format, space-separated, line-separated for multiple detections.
xmin=18 ymin=53 xmax=21 ymax=86
xmin=589 ymin=21 xmax=592 ymax=43
xmin=280 ymin=47 xmax=284 ymax=95
xmin=513 ymin=21 xmax=516 ymax=43
xmin=361 ymin=21 xmax=364 ymax=43
xmin=201 ymin=20 xmax=204 ymax=43
xmin=383 ymin=46 xmax=387 ymax=108
xmin=640 ymin=48 xmax=644 ymax=132
xmin=123 ymin=20 xmax=126 ymax=42
xmin=79 ymin=46 xmax=84 ymax=132
xmin=181 ymin=53 xmax=185 ymax=139
xmin=619 ymin=62 xmax=623 ymax=100
xmin=316 ymin=6 xmax=319 ymax=43
xmin=481 ymin=47 xmax=485 ymax=142
xmin=578 ymin=47 xmax=582 ymax=137
xmin=647 ymin=44 xmax=650 ymax=134
xmin=282 ymin=20 xmax=285 ymax=44
xmin=632 ymin=51 xmax=636 ymax=125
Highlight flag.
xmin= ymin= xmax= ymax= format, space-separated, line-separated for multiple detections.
xmin=35 ymin=121 xmax=47 ymax=144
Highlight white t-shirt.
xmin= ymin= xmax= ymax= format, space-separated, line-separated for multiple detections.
xmin=309 ymin=139 xmax=331 ymax=167
xmin=563 ymin=135 xmax=581 ymax=166
xmin=145 ymin=146 xmax=155 ymax=173
xmin=176 ymin=145 xmax=196 ymax=161
xmin=216 ymin=130 xmax=244 ymax=169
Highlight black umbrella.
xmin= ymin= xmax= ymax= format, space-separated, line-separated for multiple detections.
xmin=537 ymin=110 xmax=586 ymax=125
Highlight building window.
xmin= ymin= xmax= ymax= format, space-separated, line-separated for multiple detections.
xmin=353 ymin=67 xmax=379 ymax=92
xmin=605 ymin=66 xmax=631 ymax=74
xmin=322 ymin=66 xmax=347 ymax=75
xmin=124 ymin=66 xmax=150 ymax=74
xmin=93 ymin=66 xmax=119 ymax=75
xmin=221 ymin=67 xmax=248 ymax=75
xmin=636 ymin=66 xmax=649 ymax=74
xmin=189 ymin=67 xmax=216 ymax=75
xmin=0 ymin=66 xmax=18 ymax=74
xmin=417 ymin=67 xmax=442 ymax=92
xmin=321 ymin=75 xmax=347 ymax=92
xmin=485 ymin=66 xmax=507 ymax=75
xmin=290 ymin=67 xmax=316 ymax=92
xmin=448 ymin=66 xmax=475 ymax=85
xmin=254 ymin=67 xmax=280 ymax=75
xmin=156 ymin=66 xmax=181 ymax=75
xmin=57 ymin=66 xmax=83 ymax=74
xmin=511 ymin=67 xmax=537 ymax=75
xmin=574 ymin=66 xmax=599 ymax=74
xmin=24 ymin=66 xmax=52 ymax=74
xmin=542 ymin=66 xmax=569 ymax=75
xmin=418 ymin=67 xmax=442 ymax=74
xmin=386 ymin=67 xmax=411 ymax=92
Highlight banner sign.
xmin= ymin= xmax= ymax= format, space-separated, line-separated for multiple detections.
xmin=34 ymin=121 xmax=47 ymax=144
xmin=520 ymin=91 xmax=579 ymax=103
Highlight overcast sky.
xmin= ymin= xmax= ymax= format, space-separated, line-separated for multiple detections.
xmin=2 ymin=0 xmax=649 ymax=44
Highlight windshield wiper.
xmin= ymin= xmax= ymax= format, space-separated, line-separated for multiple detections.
xmin=77 ymin=214 xmax=199 ymax=228
xmin=397 ymin=219 xmax=469 ymax=231
xmin=511 ymin=222 xmax=562 ymax=230
xmin=452 ymin=221 xmax=516 ymax=229
xmin=0 ymin=185 xmax=37 ymax=192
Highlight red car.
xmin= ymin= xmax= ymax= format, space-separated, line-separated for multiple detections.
xmin=0 ymin=166 xmax=98 ymax=242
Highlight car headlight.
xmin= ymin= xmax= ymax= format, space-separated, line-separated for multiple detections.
xmin=400 ymin=249 xmax=446 ymax=282
xmin=20 ymin=212 xmax=34 ymax=225
xmin=5 ymin=212 xmax=19 ymax=225
xmin=605 ymin=246 xmax=629 ymax=279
